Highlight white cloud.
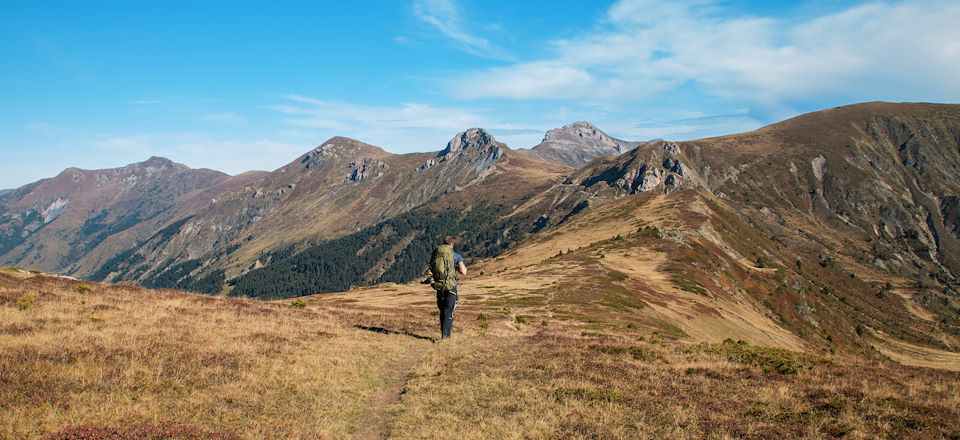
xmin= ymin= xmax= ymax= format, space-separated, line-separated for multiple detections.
xmin=613 ymin=113 xmax=765 ymax=141
xmin=411 ymin=0 xmax=511 ymax=60
xmin=268 ymin=94 xmax=526 ymax=151
xmin=449 ymin=0 xmax=960 ymax=115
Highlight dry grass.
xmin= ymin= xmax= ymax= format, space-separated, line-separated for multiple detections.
xmin=3 ymin=255 xmax=959 ymax=439
xmin=392 ymin=330 xmax=960 ymax=439
xmin=0 ymin=272 xmax=430 ymax=439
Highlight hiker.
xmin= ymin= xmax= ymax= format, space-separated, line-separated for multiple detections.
xmin=429 ymin=235 xmax=467 ymax=339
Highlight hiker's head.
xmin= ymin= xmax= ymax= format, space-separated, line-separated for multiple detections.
xmin=444 ymin=235 xmax=456 ymax=248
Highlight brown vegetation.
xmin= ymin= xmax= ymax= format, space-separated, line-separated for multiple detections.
xmin=0 ymin=271 xmax=429 ymax=439
xmin=3 ymin=268 xmax=958 ymax=439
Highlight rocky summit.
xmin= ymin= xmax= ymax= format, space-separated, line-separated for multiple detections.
xmin=526 ymin=121 xmax=643 ymax=168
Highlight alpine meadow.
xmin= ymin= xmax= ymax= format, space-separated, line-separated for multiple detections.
xmin=2 ymin=1 xmax=960 ymax=439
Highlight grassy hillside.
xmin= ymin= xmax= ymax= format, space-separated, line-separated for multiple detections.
xmin=2 ymin=265 xmax=959 ymax=439
xmin=3 ymin=103 xmax=960 ymax=438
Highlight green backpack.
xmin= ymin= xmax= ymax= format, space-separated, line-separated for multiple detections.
xmin=430 ymin=244 xmax=458 ymax=291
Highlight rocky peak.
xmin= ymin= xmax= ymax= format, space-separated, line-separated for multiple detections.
xmin=133 ymin=156 xmax=188 ymax=174
xmin=540 ymin=121 xmax=625 ymax=154
xmin=528 ymin=122 xmax=641 ymax=168
xmin=300 ymin=137 xmax=389 ymax=170
xmin=544 ymin=121 xmax=598 ymax=141
xmin=141 ymin=156 xmax=177 ymax=167
xmin=418 ymin=128 xmax=506 ymax=178
xmin=441 ymin=128 xmax=498 ymax=157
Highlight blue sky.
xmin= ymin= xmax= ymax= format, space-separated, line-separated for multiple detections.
xmin=2 ymin=0 xmax=959 ymax=188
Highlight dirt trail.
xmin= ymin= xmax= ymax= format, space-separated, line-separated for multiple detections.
xmin=353 ymin=338 xmax=432 ymax=440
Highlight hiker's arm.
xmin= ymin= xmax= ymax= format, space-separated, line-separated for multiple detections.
xmin=457 ymin=261 xmax=467 ymax=276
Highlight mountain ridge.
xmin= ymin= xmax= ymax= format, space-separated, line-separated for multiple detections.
xmin=0 ymin=156 xmax=257 ymax=274
xmin=81 ymin=128 xmax=570 ymax=292
xmin=3 ymin=103 xmax=959 ymax=350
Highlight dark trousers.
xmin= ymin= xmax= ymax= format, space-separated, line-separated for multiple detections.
xmin=436 ymin=288 xmax=458 ymax=339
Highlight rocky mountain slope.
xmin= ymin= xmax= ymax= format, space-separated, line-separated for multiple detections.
xmin=0 ymin=157 xmax=264 ymax=275
xmin=487 ymin=101 xmax=960 ymax=356
xmin=91 ymin=129 xmax=571 ymax=293
xmin=523 ymin=121 xmax=643 ymax=167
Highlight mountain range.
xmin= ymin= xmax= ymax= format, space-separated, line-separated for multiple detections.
xmin=2 ymin=102 xmax=959 ymax=356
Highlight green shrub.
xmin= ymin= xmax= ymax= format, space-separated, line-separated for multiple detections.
xmin=430 ymin=310 xmax=440 ymax=317
xmin=707 ymin=339 xmax=812 ymax=375
xmin=76 ymin=284 xmax=92 ymax=294
xmin=755 ymin=256 xmax=766 ymax=268
xmin=14 ymin=296 xmax=34 ymax=311
xmin=590 ymin=344 xmax=656 ymax=362
xmin=476 ymin=314 xmax=489 ymax=332
xmin=515 ymin=315 xmax=528 ymax=324
xmin=290 ymin=299 xmax=307 ymax=308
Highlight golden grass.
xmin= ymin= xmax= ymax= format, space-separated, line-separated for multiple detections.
xmin=391 ymin=330 xmax=960 ymax=439
xmin=2 ymin=271 xmax=960 ymax=439
xmin=0 ymin=272 xmax=430 ymax=439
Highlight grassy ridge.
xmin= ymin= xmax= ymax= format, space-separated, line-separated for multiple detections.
xmin=2 ymin=270 xmax=959 ymax=439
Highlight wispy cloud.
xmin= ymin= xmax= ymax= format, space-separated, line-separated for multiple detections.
xmin=448 ymin=0 xmax=960 ymax=118
xmin=87 ymin=132 xmax=307 ymax=174
xmin=616 ymin=113 xmax=765 ymax=141
xmin=411 ymin=0 xmax=511 ymax=60
xmin=267 ymin=94 xmax=548 ymax=150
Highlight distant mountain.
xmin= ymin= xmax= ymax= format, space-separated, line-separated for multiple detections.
xmin=0 ymin=157 xmax=265 ymax=276
xmin=0 ymin=189 xmax=11 ymax=197
xmin=92 ymin=129 xmax=570 ymax=294
xmin=524 ymin=121 xmax=643 ymax=168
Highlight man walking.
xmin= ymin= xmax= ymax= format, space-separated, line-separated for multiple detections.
xmin=429 ymin=235 xmax=467 ymax=339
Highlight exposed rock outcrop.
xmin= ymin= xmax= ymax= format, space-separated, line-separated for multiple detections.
xmin=435 ymin=128 xmax=506 ymax=176
xmin=348 ymin=159 xmax=388 ymax=182
xmin=527 ymin=121 xmax=642 ymax=168
xmin=578 ymin=141 xmax=703 ymax=195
